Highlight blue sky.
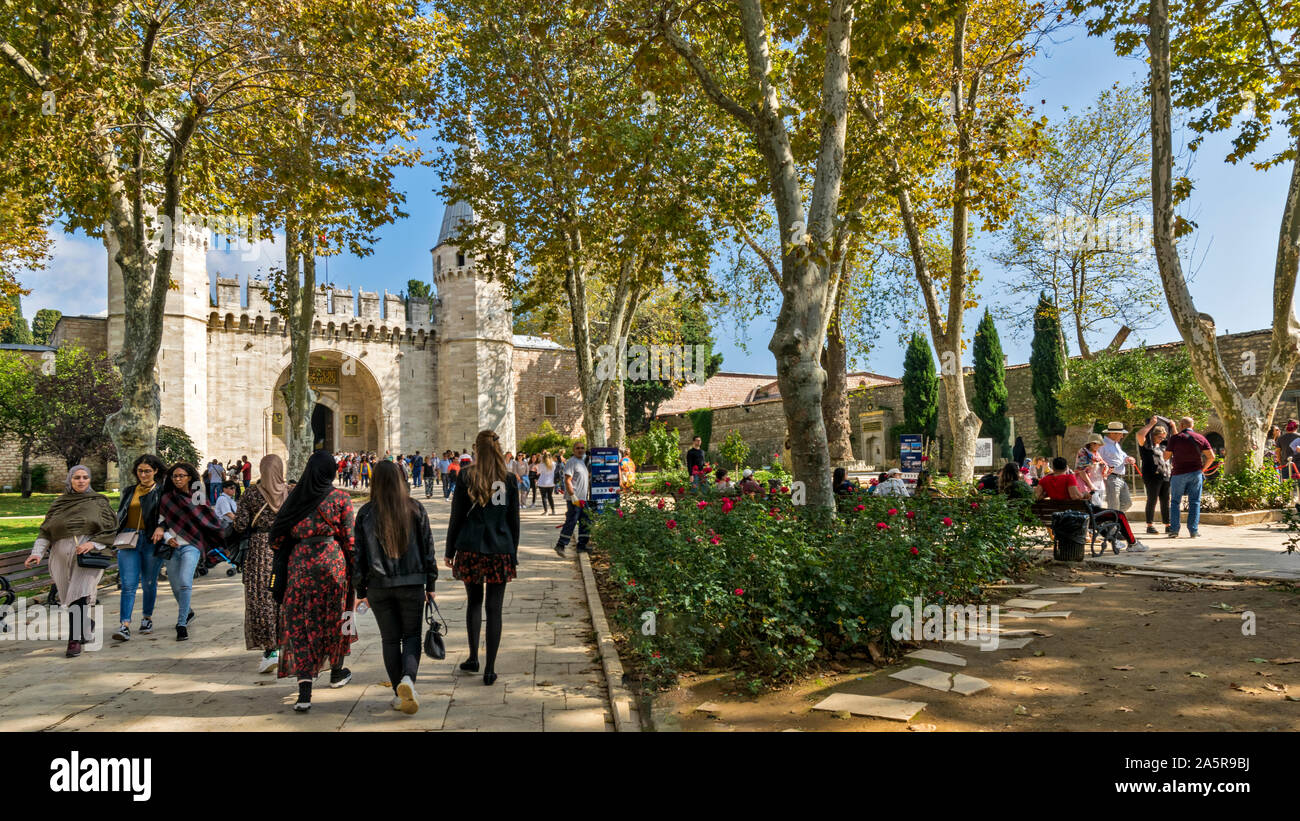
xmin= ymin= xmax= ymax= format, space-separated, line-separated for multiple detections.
xmin=23 ymin=23 xmax=1284 ymax=378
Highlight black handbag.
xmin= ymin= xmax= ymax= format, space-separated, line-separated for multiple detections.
xmin=424 ymin=599 xmax=447 ymax=660
xmin=76 ymin=547 xmax=114 ymax=569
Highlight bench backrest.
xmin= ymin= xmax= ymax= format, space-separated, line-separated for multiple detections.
xmin=0 ymin=549 xmax=119 ymax=596
xmin=1029 ymin=498 xmax=1093 ymax=528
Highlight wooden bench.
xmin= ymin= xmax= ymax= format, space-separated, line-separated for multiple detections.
xmin=0 ymin=548 xmax=120 ymax=605
xmin=1029 ymin=499 xmax=1122 ymax=558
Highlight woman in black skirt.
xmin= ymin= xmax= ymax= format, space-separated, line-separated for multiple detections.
xmin=444 ymin=429 xmax=520 ymax=686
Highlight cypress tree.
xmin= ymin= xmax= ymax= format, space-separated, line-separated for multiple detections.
xmin=1031 ymin=292 xmax=1067 ymax=455
xmin=902 ymin=332 xmax=939 ymax=440
xmin=973 ymin=309 xmax=1010 ymax=459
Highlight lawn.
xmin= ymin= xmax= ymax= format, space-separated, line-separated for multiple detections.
xmin=0 ymin=520 xmax=42 ymax=555
xmin=0 ymin=492 xmax=121 ymax=518
xmin=0 ymin=493 xmax=121 ymax=556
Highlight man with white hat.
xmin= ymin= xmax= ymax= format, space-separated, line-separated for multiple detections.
xmin=1099 ymin=421 xmax=1136 ymax=512
xmin=737 ymin=468 xmax=762 ymax=496
xmin=876 ymin=467 xmax=909 ymax=497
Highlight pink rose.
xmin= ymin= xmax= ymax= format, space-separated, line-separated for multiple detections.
xmin=734 ymin=588 xmax=744 ymax=596
xmin=697 ymin=500 xmax=708 ymax=509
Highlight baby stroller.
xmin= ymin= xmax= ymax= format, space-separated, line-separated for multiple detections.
xmin=197 ymin=541 xmax=237 ymax=577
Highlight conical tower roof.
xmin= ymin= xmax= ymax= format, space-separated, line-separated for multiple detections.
xmin=436 ymin=200 xmax=474 ymax=248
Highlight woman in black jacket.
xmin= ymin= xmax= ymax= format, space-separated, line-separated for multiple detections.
xmin=445 ymin=429 xmax=520 ymax=686
xmin=354 ymin=460 xmax=437 ymax=714
xmin=111 ymin=454 xmax=167 ymax=642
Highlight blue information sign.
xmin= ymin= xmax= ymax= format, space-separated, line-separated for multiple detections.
xmin=587 ymin=447 xmax=621 ymax=514
xmin=900 ymin=434 xmax=924 ymax=472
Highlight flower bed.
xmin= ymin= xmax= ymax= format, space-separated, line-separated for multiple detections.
xmin=591 ymin=486 xmax=1037 ymax=691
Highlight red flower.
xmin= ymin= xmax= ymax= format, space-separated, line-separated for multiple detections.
xmin=780 ymin=485 xmax=789 ymax=493
xmin=627 ymin=579 xmax=636 ymax=586
xmin=734 ymin=588 xmax=744 ymax=596
xmin=942 ymin=517 xmax=953 ymax=526
xmin=677 ymin=487 xmax=686 ymax=495
xmin=905 ymin=510 xmax=916 ymax=520
xmin=652 ymin=651 xmax=661 ymax=658
xmin=910 ymin=546 xmax=919 ymax=555
xmin=854 ymin=504 xmax=865 ymax=512
xmin=876 ymin=522 xmax=889 ymax=530
xmin=666 ymin=519 xmax=677 ymax=529
xmin=697 ymin=500 xmax=708 ymax=509
xmin=664 ymin=479 xmax=672 ymax=486
xmin=721 ymin=497 xmax=734 ymax=512
xmin=710 ymin=536 xmax=721 ymax=545
xmin=657 ymin=499 xmax=666 ymax=510
xmin=935 ymin=590 xmax=944 ymax=597
xmin=888 ymin=508 xmax=898 ymax=516
xmin=970 ymin=502 xmax=979 ymax=510
xmin=616 ymin=509 xmax=625 ymax=518
xmin=921 ymin=456 xmax=929 ymax=462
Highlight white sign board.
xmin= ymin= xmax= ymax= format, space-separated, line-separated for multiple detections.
xmin=975 ymin=438 xmax=994 ymax=467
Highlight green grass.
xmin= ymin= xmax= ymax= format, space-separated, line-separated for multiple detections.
xmin=0 ymin=519 xmax=42 ymax=555
xmin=0 ymin=492 xmax=120 ymax=518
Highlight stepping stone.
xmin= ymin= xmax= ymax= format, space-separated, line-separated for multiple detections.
xmin=694 ymin=702 xmax=722 ymax=714
xmin=1029 ymin=587 xmax=1087 ymax=595
xmin=811 ymin=693 xmax=927 ymax=722
xmin=1003 ymin=598 xmax=1056 ymax=610
xmin=906 ymin=649 xmax=967 ymax=667
xmin=1009 ymin=611 xmax=1072 ymax=619
xmin=949 ymin=637 xmax=1034 ymax=650
xmin=1177 ymin=577 xmax=1244 ymax=588
xmin=989 ymin=583 xmax=1039 ymax=590
xmin=890 ymin=665 xmax=955 ymax=692
xmin=1121 ymin=570 xmax=1182 ymax=578
xmin=950 ymin=674 xmax=992 ymax=696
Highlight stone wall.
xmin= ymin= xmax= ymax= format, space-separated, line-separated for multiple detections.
xmin=512 ymin=346 xmax=585 ymax=444
xmin=659 ymin=329 xmax=1300 ymax=472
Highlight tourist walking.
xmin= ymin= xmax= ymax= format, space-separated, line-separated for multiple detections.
xmin=554 ymin=442 xmax=591 ymax=554
xmin=360 ymin=457 xmax=372 ymax=489
xmin=111 ymin=454 xmax=166 ymax=642
xmin=1167 ymin=417 xmax=1215 ymax=538
xmin=536 ymin=452 xmax=557 ymax=514
xmin=1099 ymin=422 xmax=1136 ymax=512
xmin=355 ymin=460 xmax=438 ymax=713
xmin=424 ymin=454 xmax=437 ymax=498
xmin=231 ymin=454 xmax=288 ymax=673
xmin=206 ymin=459 xmax=226 ymax=505
xmin=685 ymin=436 xmax=706 ymax=493
xmin=25 ymin=466 xmax=119 ymax=657
xmin=412 ymin=452 xmax=424 ymax=489
xmin=445 ymin=430 xmax=520 ymax=686
xmin=271 ymin=450 xmax=358 ymax=712
xmin=155 ymin=462 xmax=227 ymax=640
xmin=1137 ymin=417 xmax=1173 ymax=534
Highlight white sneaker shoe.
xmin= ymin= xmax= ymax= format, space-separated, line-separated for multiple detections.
xmin=391 ymin=696 xmax=404 ymax=711
xmin=1126 ymin=541 xmax=1149 ymax=552
xmin=396 ymin=675 xmax=419 ymax=714
xmin=258 ymin=651 xmax=279 ymax=674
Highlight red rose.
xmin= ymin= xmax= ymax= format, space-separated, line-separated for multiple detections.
xmin=617 ymin=509 xmax=624 ymax=518
xmin=910 ymin=546 xmax=919 ymax=555
xmin=721 ymin=498 xmax=734 ymax=512
xmin=697 ymin=500 xmax=708 ymax=509
xmin=666 ymin=519 xmax=677 ymax=529
xmin=657 ymin=499 xmax=666 ymax=510
xmin=780 ymin=485 xmax=789 ymax=493
xmin=888 ymin=508 xmax=898 ymax=516
xmin=906 ymin=510 xmax=916 ymax=519
xmin=734 ymin=588 xmax=744 ymax=596
xmin=710 ymin=536 xmax=721 ymax=545
xmin=854 ymin=504 xmax=865 ymax=512
xmin=970 ymin=502 xmax=979 ymax=510
xmin=942 ymin=517 xmax=953 ymax=526
xmin=627 ymin=579 xmax=636 ymax=586
xmin=876 ymin=522 xmax=889 ymax=530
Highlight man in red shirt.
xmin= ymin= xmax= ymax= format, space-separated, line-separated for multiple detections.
xmin=1166 ymin=416 xmax=1214 ymax=538
xmin=241 ymin=455 xmax=252 ymax=491
xmin=1036 ymin=456 xmax=1143 ymax=550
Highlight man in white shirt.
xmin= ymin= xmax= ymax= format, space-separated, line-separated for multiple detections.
xmin=1099 ymin=421 xmax=1136 ymax=511
xmin=554 ymin=443 xmax=591 ymax=556
xmin=214 ymin=483 xmax=238 ymax=521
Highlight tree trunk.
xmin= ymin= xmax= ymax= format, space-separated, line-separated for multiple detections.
xmin=281 ymin=215 xmax=317 ymax=478
xmin=607 ymin=376 xmax=626 ymax=450
xmin=1073 ymin=257 xmax=1091 ymax=359
xmin=20 ymin=447 xmax=31 ymax=498
xmin=1147 ymin=0 xmax=1300 ymax=474
xmin=821 ymin=282 xmax=854 ymax=463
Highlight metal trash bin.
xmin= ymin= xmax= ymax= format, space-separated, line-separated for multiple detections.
xmin=1051 ymin=510 xmax=1088 ymax=562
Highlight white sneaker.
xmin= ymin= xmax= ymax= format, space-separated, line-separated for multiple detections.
xmin=258 ymin=652 xmax=279 ymax=674
xmin=391 ymin=696 xmax=404 ymax=711
xmin=396 ymin=675 xmax=419 ymax=714
xmin=1126 ymin=541 xmax=1149 ymax=553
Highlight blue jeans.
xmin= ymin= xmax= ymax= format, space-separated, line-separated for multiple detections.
xmin=556 ymin=500 xmax=590 ymax=551
xmin=444 ymin=477 xmax=455 ymax=499
xmin=208 ymin=481 xmax=222 ymax=505
xmin=1170 ymin=471 xmax=1204 ymax=535
xmin=165 ymin=544 xmax=201 ymax=626
xmin=117 ymin=531 xmax=163 ymax=624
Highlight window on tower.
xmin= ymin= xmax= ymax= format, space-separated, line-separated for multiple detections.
xmin=543 ymin=395 xmax=557 ymax=417
xmin=457 ymin=253 xmax=465 ymax=268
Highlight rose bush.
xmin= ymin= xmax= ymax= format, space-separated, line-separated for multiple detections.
xmin=593 ymin=486 xmax=1037 ymax=690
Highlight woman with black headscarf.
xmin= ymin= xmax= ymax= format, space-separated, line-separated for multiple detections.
xmin=270 ymin=450 xmax=358 ymax=712
xmin=25 ymin=466 xmax=119 ymax=657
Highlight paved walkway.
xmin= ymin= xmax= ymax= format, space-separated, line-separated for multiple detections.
xmin=1086 ymin=521 xmax=1300 ymax=580
xmin=0 ymin=496 xmax=612 ymax=731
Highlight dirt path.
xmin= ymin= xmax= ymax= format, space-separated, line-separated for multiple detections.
xmin=650 ymin=565 xmax=1300 ymax=731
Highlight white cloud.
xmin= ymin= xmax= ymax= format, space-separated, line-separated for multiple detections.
xmin=18 ymin=229 xmax=107 ymax=318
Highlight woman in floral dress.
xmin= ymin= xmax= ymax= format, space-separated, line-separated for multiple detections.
xmin=270 ymin=450 xmax=357 ymax=712
xmin=232 ymin=454 xmax=288 ymax=674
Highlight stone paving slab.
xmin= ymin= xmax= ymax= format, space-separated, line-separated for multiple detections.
xmin=889 ymin=665 xmax=954 ymax=691
xmin=0 ymin=498 xmax=611 ymax=732
xmin=1028 ymin=587 xmax=1087 ymax=595
xmin=950 ymin=673 xmax=992 ymax=695
xmin=1003 ymin=610 xmax=1072 ymax=619
xmin=906 ymin=649 xmax=967 ymax=666
xmin=1087 ymin=523 xmax=1300 ymax=580
xmin=948 ymin=637 xmax=1034 ymax=650
xmin=811 ymin=692 xmax=927 ymax=721
xmin=1002 ymin=598 xmax=1056 ymax=610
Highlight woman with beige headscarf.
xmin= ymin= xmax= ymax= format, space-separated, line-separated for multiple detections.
xmin=24 ymin=466 xmax=119 ymax=657
xmin=231 ymin=454 xmax=290 ymax=673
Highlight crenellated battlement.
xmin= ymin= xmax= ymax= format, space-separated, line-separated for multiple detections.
xmin=209 ymin=274 xmax=436 ymax=342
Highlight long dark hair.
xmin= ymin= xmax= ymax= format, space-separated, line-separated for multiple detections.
xmin=466 ymin=429 xmax=509 ymax=506
xmin=997 ymin=462 xmax=1021 ymax=493
xmin=163 ymin=462 xmax=201 ymax=498
xmin=131 ymin=454 xmax=166 ymax=488
xmin=370 ymin=460 xmax=415 ymax=559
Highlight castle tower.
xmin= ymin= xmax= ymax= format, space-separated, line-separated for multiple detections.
xmin=107 ymin=220 xmax=212 ymax=458
xmin=432 ymin=201 xmax=517 ymax=453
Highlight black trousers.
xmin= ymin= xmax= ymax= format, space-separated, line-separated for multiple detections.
xmin=367 ymin=585 xmax=425 ymax=691
xmin=1143 ymin=474 xmax=1170 ymax=527
xmin=539 ymin=486 xmax=556 ymax=514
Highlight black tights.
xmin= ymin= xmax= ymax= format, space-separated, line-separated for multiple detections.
xmin=464 ymin=581 xmax=507 ymax=674
xmin=69 ymin=596 xmax=91 ymax=641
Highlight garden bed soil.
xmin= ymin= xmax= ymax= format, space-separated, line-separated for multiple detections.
xmin=600 ymin=561 xmax=1300 ymax=732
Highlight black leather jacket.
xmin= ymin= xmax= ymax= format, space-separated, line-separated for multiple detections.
xmin=116 ymin=483 xmax=162 ymax=534
xmin=353 ymin=501 xmax=437 ymax=598
xmin=445 ymin=471 xmax=520 ymax=560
